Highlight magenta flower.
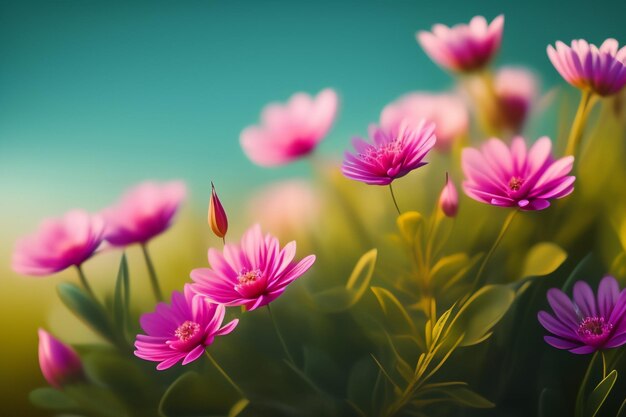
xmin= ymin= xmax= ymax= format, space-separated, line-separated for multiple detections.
xmin=547 ymin=39 xmax=626 ymax=96
xmin=240 ymin=89 xmax=338 ymax=166
xmin=190 ymin=224 xmax=316 ymax=311
xmin=38 ymin=329 xmax=84 ymax=388
xmin=380 ymin=93 xmax=468 ymax=152
xmin=462 ymin=137 xmax=575 ymax=210
xmin=342 ymin=121 xmax=436 ymax=185
xmin=134 ymin=285 xmax=238 ymax=370
xmin=417 ymin=15 xmax=504 ymax=73
xmin=538 ymin=276 xmax=626 ymax=354
xmin=102 ymin=181 xmax=186 ymax=246
xmin=439 ymin=174 xmax=459 ymax=218
xmin=13 ymin=210 xmax=104 ymax=276
xmin=494 ymin=67 xmax=538 ymax=132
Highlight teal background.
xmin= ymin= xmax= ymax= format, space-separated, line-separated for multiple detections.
xmin=0 ymin=1 xmax=624 ymax=415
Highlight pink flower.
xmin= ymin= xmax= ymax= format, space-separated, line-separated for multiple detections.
xmin=102 ymin=181 xmax=186 ymax=246
xmin=209 ymin=182 xmax=228 ymax=239
xmin=342 ymin=121 xmax=436 ymax=185
xmin=547 ymin=39 xmax=626 ymax=96
xmin=494 ymin=67 xmax=538 ymax=132
xmin=439 ymin=174 xmax=459 ymax=217
xmin=134 ymin=285 xmax=238 ymax=370
xmin=12 ymin=210 xmax=104 ymax=276
xmin=38 ymin=329 xmax=84 ymax=388
xmin=240 ymin=89 xmax=338 ymax=166
xmin=538 ymin=276 xmax=626 ymax=354
xmin=462 ymin=137 xmax=575 ymax=210
xmin=190 ymin=224 xmax=316 ymax=311
xmin=380 ymin=93 xmax=468 ymax=152
xmin=417 ymin=15 xmax=504 ymax=72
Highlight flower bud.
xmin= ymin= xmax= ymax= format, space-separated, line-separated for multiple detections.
xmin=439 ymin=173 xmax=458 ymax=217
xmin=38 ymin=329 xmax=84 ymax=388
xmin=209 ymin=182 xmax=228 ymax=239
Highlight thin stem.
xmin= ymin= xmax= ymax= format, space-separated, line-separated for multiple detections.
xmin=601 ymin=351 xmax=607 ymax=379
xmin=575 ymin=351 xmax=599 ymax=417
xmin=222 ymin=236 xmax=226 ymax=246
xmin=388 ymin=183 xmax=402 ymax=216
xmin=565 ymin=90 xmax=594 ymax=156
xmin=204 ymin=350 xmax=245 ymax=397
xmin=470 ymin=210 xmax=517 ymax=293
xmin=141 ymin=244 xmax=163 ymax=302
xmin=267 ymin=304 xmax=296 ymax=365
xmin=75 ymin=265 xmax=95 ymax=297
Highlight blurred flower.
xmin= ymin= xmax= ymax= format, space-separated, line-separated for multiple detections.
xmin=547 ymin=39 xmax=626 ymax=96
xmin=493 ymin=67 xmax=538 ymax=132
xmin=240 ymin=89 xmax=338 ymax=166
xmin=248 ymin=180 xmax=319 ymax=238
xmin=38 ymin=329 xmax=84 ymax=388
xmin=380 ymin=93 xmax=468 ymax=152
xmin=102 ymin=181 xmax=186 ymax=246
xmin=209 ymin=182 xmax=228 ymax=240
xmin=342 ymin=121 xmax=436 ymax=185
xmin=538 ymin=276 xmax=626 ymax=354
xmin=439 ymin=173 xmax=458 ymax=217
xmin=417 ymin=15 xmax=504 ymax=73
xmin=134 ymin=285 xmax=238 ymax=370
xmin=12 ymin=210 xmax=104 ymax=276
xmin=191 ymin=224 xmax=316 ymax=311
xmin=462 ymin=136 xmax=575 ymax=210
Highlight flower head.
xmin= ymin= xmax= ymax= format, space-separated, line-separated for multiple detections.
xmin=494 ymin=67 xmax=538 ymax=132
xmin=38 ymin=329 xmax=84 ymax=387
xmin=380 ymin=93 xmax=468 ymax=152
xmin=102 ymin=181 xmax=186 ymax=246
xmin=191 ymin=224 xmax=316 ymax=311
xmin=342 ymin=121 xmax=436 ymax=185
xmin=547 ymin=39 xmax=626 ymax=96
xmin=209 ymin=182 xmax=228 ymax=239
xmin=134 ymin=285 xmax=238 ymax=370
xmin=462 ymin=137 xmax=575 ymax=210
xmin=417 ymin=15 xmax=504 ymax=72
xmin=240 ymin=89 xmax=338 ymax=166
xmin=538 ymin=276 xmax=626 ymax=354
xmin=439 ymin=173 xmax=459 ymax=217
xmin=13 ymin=210 xmax=104 ymax=276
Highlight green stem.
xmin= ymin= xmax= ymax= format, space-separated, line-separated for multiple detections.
xmin=204 ymin=350 xmax=245 ymax=397
xmin=576 ymin=351 xmax=599 ymax=417
xmin=470 ymin=210 xmax=517 ymax=292
xmin=601 ymin=351 xmax=607 ymax=379
xmin=267 ymin=305 xmax=296 ymax=365
xmin=141 ymin=244 xmax=163 ymax=302
xmin=388 ymin=183 xmax=402 ymax=216
xmin=75 ymin=265 xmax=95 ymax=298
xmin=565 ymin=90 xmax=594 ymax=157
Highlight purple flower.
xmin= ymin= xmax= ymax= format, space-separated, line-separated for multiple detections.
xmin=417 ymin=15 xmax=504 ymax=73
xmin=190 ymin=224 xmax=316 ymax=311
xmin=102 ymin=181 xmax=186 ymax=246
xmin=538 ymin=276 xmax=626 ymax=354
xmin=342 ymin=121 xmax=436 ymax=185
xmin=439 ymin=174 xmax=459 ymax=218
xmin=13 ymin=210 xmax=104 ymax=276
xmin=38 ymin=329 xmax=85 ymax=388
xmin=462 ymin=137 xmax=575 ymax=210
xmin=547 ymin=39 xmax=626 ymax=96
xmin=134 ymin=285 xmax=238 ymax=370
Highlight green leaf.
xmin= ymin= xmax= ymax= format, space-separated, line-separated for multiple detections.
xmin=371 ymin=286 xmax=416 ymax=335
xmin=440 ymin=386 xmax=494 ymax=408
xmin=522 ymin=242 xmax=567 ymax=278
xmin=29 ymin=388 xmax=78 ymax=411
xmin=113 ymin=254 xmax=130 ymax=334
xmin=585 ymin=370 xmax=617 ymax=417
xmin=562 ymin=254 xmax=604 ymax=293
xmin=312 ymin=249 xmax=377 ymax=313
xmin=228 ymin=399 xmax=249 ymax=417
xmin=449 ymin=285 xmax=515 ymax=347
xmin=397 ymin=211 xmax=424 ymax=243
xmin=57 ymin=283 xmax=115 ymax=343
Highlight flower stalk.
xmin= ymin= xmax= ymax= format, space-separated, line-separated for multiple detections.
xmin=141 ymin=244 xmax=163 ymax=302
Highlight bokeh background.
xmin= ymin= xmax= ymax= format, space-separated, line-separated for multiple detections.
xmin=1 ymin=0 xmax=624 ymax=415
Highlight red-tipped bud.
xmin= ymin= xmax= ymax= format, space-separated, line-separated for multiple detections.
xmin=209 ymin=182 xmax=228 ymax=239
xmin=439 ymin=173 xmax=458 ymax=217
xmin=38 ymin=329 xmax=84 ymax=388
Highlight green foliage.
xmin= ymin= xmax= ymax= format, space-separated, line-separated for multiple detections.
xmin=585 ymin=370 xmax=617 ymax=417
xmin=521 ymin=242 xmax=567 ymax=278
xmin=57 ymin=283 xmax=116 ymax=344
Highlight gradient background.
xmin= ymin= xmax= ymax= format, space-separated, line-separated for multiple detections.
xmin=1 ymin=0 xmax=624 ymax=415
